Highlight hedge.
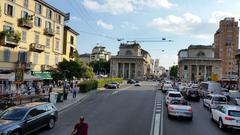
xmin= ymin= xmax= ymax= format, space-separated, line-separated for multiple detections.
xmin=78 ymin=78 xmax=123 ymax=93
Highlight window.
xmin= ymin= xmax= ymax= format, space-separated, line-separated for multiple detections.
xmin=21 ymin=31 xmax=27 ymax=43
xmin=56 ymin=15 xmax=61 ymax=24
xmin=3 ymin=49 xmax=10 ymax=62
xmin=23 ymin=0 xmax=28 ymax=8
xmin=4 ymin=3 xmax=15 ymax=17
xmin=70 ymin=36 xmax=74 ymax=44
xmin=35 ymin=3 xmax=42 ymax=14
xmin=46 ymin=9 xmax=53 ymax=20
xmin=45 ymin=21 xmax=52 ymax=29
xmin=18 ymin=51 xmax=27 ymax=63
xmin=56 ymin=26 xmax=60 ymax=34
xmin=34 ymin=16 xmax=41 ymax=27
xmin=197 ymin=51 xmax=205 ymax=57
xmin=55 ymin=39 xmax=59 ymax=51
xmin=45 ymin=54 xmax=49 ymax=65
xmin=55 ymin=55 xmax=58 ymax=64
xmin=36 ymin=106 xmax=47 ymax=115
xmin=46 ymin=37 xmax=50 ymax=48
xmin=35 ymin=33 xmax=40 ymax=44
xmin=3 ymin=25 xmax=13 ymax=32
xmin=126 ymin=50 xmax=132 ymax=55
xmin=21 ymin=10 xmax=29 ymax=19
xmin=184 ymin=65 xmax=188 ymax=70
xmin=33 ymin=53 xmax=38 ymax=64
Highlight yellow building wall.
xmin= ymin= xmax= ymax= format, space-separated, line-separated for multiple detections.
xmin=0 ymin=0 xmax=65 ymax=71
xmin=64 ymin=30 xmax=77 ymax=61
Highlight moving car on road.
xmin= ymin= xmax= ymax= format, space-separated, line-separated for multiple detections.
xmin=203 ymin=94 xmax=228 ymax=110
xmin=198 ymin=81 xmax=222 ymax=98
xmin=127 ymin=79 xmax=136 ymax=84
xmin=107 ymin=82 xmax=120 ymax=89
xmin=0 ymin=102 xmax=58 ymax=135
xmin=167 ymin=99 xmax=193 ymax=120
xmin=183 ymin=88 xmax=200 ymax=101
xmin=211 ymin=105 xmax=240 ymax=129
xmin=162 ymin=84 xmax=173 ymax=93
xmin=165 ymin=91 xmax=183 ymax=106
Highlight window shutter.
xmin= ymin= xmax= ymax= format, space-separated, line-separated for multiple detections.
xmin=21 ymin=10 xmax=24 ymax=18
xmin=12 ymin=6 xmax=15 ymax=17
xmin=4 ymin=3 xmax=8 ymax=15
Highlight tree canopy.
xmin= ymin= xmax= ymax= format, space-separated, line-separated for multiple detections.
xmin=89 ymin=59 xmax=110 ymax=75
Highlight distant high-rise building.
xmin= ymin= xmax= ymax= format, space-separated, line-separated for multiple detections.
xmin=154 ymin=59 xmax=159 ymax=71
xmin=214 ymin=18 xmax=239 ymax=80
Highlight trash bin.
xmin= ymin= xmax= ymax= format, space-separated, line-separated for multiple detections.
xmin=50 ymin=92 xmax=58 ymax=104
xmin=57 ymin=93 xmax=64 ymax=102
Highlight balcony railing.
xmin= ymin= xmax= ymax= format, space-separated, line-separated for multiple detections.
xmin=30 ymin=43 xmax=45 ymax=52
xmin=18 ymin=18 xmax=33 ymax=29
xmin=69 ymin=52 xmax=74 ymax=58
xmin=44 ymin=28 xmax=55 ymax=36
xmin=0 ymin=31 xmax=20 ymax=48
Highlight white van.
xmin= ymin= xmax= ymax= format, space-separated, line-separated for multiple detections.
xmin=198 ymin=81 xmax=222 ymax=97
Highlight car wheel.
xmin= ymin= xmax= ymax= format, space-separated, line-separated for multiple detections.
xmin=189 ymin=116 xmax=193 ymax=121
xmin=203 ymin=102 xmax=206 ymax=107
xmin=11 ymin=130 xmax=21 ymax=135
xmin=168 ymin=113 xmax=172 ymax=118
xmin=219 ymin=119 xmax=225 ymax=130
xmin=48 ymin=118 xmax=55 ymax=129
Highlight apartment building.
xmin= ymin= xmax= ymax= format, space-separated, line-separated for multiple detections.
xmin=214 ymin=18 xmax=239 ymax=80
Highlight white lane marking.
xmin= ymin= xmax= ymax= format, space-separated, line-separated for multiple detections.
xmin=154 ymin=113 xmax=161 ymax=135
xmin=160 ymin=94 xmax=164 ymax=135
xmin=112 ymin=91 xmax=120 ymax=95
xmin=149 ymin=91 xmax=157 ymax=135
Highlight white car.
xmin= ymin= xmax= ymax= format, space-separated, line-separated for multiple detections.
xmin=203 ymin=94 xmax=228 ymax=109
xmin=165 ymin=91 xmax=183 ymax=105
xmin=134 ymin=81 xmax=141 ymax=86
xmin=211 ymin=105 xmax=240 ymax=129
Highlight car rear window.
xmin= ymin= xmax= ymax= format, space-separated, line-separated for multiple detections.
xmin=170 ymin=100 xmax=188 ymax=105
xmin=0 ymin=108 xmax=28 ymax=120
xmin=169 ymin=93 xmax=181 ymax=97
xmin=214 ymin=97 xmax=227 ymax=102
xmin=228 ymin=110 xmax=240 ymax=117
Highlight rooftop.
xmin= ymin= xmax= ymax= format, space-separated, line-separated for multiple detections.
xmin=65 ymin=26 xmax=79 ymax=36
xmin=36 ymin=0 xmax=67 ymax=17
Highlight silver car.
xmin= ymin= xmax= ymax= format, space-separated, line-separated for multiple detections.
xmin=167 ymin=99 xmax=193 ymax=120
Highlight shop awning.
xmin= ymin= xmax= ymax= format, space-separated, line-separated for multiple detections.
xmin=0 ymin=73 xmax=41 ymax=81
xmin=32 ymin=72 xmax=52 ymax=80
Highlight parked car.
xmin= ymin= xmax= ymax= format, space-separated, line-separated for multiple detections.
xmin=167 ymin=99 xmax=193 ymax=120
xmin=184 ymin=88 xmax=200 ymax=101
xmin=220 ymin=88 xmax=230 ymax=101
xmin=203 ymin=94 xmax=228 ymax=110
xmin=127 ymin=79 xmax=136 ymax=84
xmin=234 ymin=97 xmax=240 ymax=105
xmin=211 ymin=105 xmax=240 ymax=129
xmin=165 ymin=91 xmax=183 ymax=106
xmin=134 ymin=81 xmax=141 ymax=86
xmin=107 ymin=82 xmax=119 ymax=89
xmin=0 ymin=102 xmax=58 ymax=135
xmin=198 ymin=81 xmax=222 ymax=98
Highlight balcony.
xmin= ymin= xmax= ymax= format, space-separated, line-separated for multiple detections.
xmin=30 ymin=43 xmax=45 ymax=52
xmin=69 ymin=52 xmax=74 ymax=58
xmin=0 ymin=31 xmax=20 ymax=48
xmin=44 ymin=28 xmax=55 ymax=36
xmin=18 ymin=18 xmax=33 ymax=29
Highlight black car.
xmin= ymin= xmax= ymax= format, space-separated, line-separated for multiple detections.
xmin=184 ymin=88 xmax=200 ymax=101
xmin=0 ymin=102 xmax=58 ymax=135
xmin=127 ymin=79 xmax=136 ymax=84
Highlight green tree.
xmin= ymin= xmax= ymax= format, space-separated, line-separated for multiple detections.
xmin=170 ymin=65 xmax=178 ymax=78
xmin=89 ymin=59 xmax=110 ymax=75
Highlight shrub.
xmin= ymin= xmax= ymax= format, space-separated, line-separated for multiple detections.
xmin=78 ymin=80 xmax=98 ymax=93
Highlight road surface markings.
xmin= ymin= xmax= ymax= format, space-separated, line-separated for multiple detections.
xmin=150 ymin=91 xmax=162 ymax=135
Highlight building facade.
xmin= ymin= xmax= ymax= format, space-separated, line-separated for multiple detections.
xmin=90 ymin=45 xmax=111 ymax=62
xmin=0 ymin=0 xmax=77 ymax=94
xmin=79 ymin=53 xmax=91 ymax=64
xmin=110 ymin=43 xmax=151 ymax=80
xmin=214 ymin=18 xmax=239 ymax=80
xmin=178 ymin=45 xmax=222 ymax=82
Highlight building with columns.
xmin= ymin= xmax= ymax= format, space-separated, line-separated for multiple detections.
xmin=178 ymin=45 xmax=222 ymax=82
xmin=110 ymin=42 xmax=151 ymax=80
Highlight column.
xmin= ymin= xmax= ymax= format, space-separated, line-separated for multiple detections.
xmin=129 ymin=63 xmax=131 ymax=79
xmin=196 ymin=65 xmax=199 ymax=81
xmin=188 ymin=64 xmax=192 ymax=81
xmin=204 ymin=65 xmax=207 ymax=81
xmin=122 ymin=63 xmax=125 ymax=78
xmin=135 ymin=63 xmax=138 ymax=79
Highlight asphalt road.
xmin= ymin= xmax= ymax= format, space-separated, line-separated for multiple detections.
xmin=38 ymin=82 xmax=157 ymax=135
xmin=162 ymin=95 xmax=240 ymax=135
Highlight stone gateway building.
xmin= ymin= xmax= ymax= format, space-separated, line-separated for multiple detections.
xmin=178 ymin=45 xmax=222 ymax=82
xmin=110 ymin=43 xmax=151 ymax=80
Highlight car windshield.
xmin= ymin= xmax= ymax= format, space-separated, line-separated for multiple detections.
xmin=169 ymin=93 xmax=181 ymax=97
xmin=170 ymin=100 xmax=188 ymax=105
xmin=214 ymin=97 xmax=227 ymax=102
xmin=0 ymin=108 xmax=28 ymax=120
xmin=228 ymin=110 xmax=240 ymax=117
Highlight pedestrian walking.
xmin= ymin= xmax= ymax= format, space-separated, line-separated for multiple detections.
xmin=73 ymin=85 xmax=77 ymax=99
xmin=71 ymin=116 xmax=88 ymax=135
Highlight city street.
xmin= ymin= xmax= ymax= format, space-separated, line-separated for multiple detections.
xmin=38 ymin=82 xmax=157 ymax=135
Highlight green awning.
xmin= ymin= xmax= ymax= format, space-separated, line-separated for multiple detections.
xmin=32 ymin=72 xmax=52 ymax=80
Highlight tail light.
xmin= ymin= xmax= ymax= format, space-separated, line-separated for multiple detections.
xmin=224 ymin=116 xmax=235 ymax=121
xmin=188 ymin=108 xmax=192 ymax=112
xmin=168 ymin=106 xmax=174 ymax=111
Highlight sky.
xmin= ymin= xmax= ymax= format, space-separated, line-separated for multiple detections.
xmin=45 ymin=0 xmax=240 ymax=68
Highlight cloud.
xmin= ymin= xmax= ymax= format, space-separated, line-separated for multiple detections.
xmin=83 ymin=0 xmax=176 ymax=15
xmin=121 ymin=21 xmax=137 ymax=30
xmin=208 ymin=11 xmax=235 ymax=23
xmin=216 ymin=0 xmax=224 ymax=3
xmin=97 ymin=20 xmax=113 ymax=30
xmin=71 ymin=16 xmax=81 ymax=21
xmin=150 ymin=13 xmax=201 ymax=34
